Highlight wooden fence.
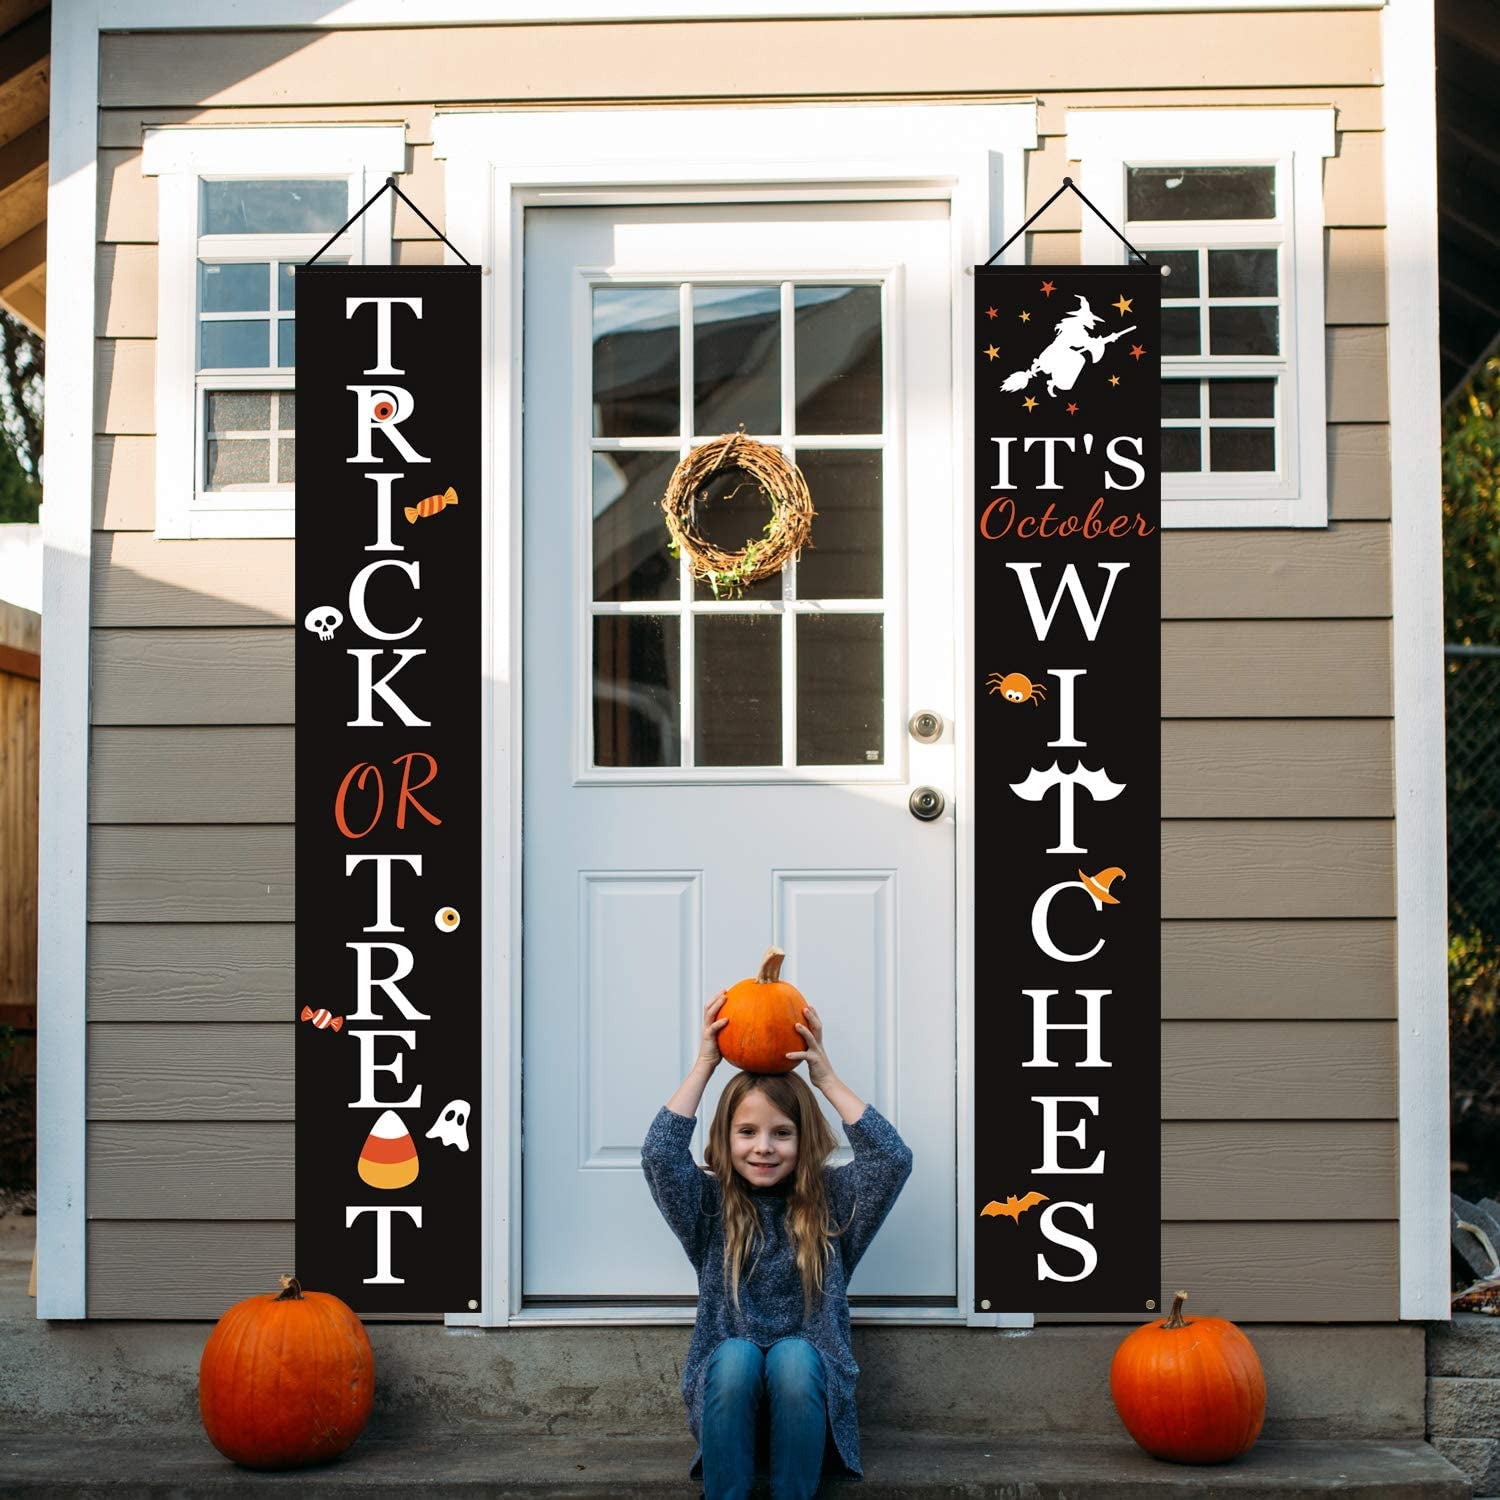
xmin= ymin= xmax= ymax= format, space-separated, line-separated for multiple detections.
xmin=0 ymin=597 xmax=39 ymax=1066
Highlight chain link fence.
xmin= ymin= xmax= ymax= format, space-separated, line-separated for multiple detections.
xmin=1446 ymin=644 xmax=1500 ymax=1203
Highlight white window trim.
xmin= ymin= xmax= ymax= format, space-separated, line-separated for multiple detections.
xmin=1067 ymin=108 xmax=1336 ymax=528
xmin=142 ymin=125 xmax=406 ymax=538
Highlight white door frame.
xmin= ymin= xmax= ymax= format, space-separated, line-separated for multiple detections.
xmin=435 ymin=101 xmax=1038 ymax=1329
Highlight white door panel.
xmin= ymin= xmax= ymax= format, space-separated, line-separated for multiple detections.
xmin=522 ymin=202 xmax=956 ymax=1304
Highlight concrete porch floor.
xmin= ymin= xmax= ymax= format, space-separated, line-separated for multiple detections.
xmin=0 ymin=1214 xmax=1473 ymax=1496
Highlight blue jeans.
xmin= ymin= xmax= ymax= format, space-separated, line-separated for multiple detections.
xmin=701 ymin=1337 xmax=829 ymax=1500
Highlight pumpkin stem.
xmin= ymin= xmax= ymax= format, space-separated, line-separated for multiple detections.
xmin=757 ymin=947 xmax=786 ymax=984
xmin=276 ymin=1275 xmax=305 ymax=1301
xmin=1164 ymin=1289 xmax=1189 ymax=1328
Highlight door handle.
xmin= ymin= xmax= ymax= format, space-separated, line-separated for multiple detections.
xmin=909 ymin=786 xmax=946 ymax=822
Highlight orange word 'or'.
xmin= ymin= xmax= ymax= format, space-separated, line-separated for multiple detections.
xmin=334 ymin=752 xmax=443 ymax=839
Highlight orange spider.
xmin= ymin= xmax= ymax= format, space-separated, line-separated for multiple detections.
xmin=987 ymin=671 xmax=1047 ymax=706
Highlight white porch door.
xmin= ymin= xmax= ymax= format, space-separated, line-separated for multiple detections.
xmin=521 ymin=201 xmax=956 ymax=1307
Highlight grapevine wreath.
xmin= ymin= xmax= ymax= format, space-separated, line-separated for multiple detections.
xmin=660 ymin=429 xmax=815 ymax=599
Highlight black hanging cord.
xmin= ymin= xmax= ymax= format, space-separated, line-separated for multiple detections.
xmin=305 ymin=176 xmax=473 ymax=267
xmin=985 ymin=177 xmax=1153 ymax=268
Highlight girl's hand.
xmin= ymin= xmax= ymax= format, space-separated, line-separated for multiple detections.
xmin=786 ymin=1005 xmax=836 ymax=1089
xmin=697 ymin=991 xmax=730 ymax=1070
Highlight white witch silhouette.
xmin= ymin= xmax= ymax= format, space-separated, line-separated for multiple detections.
xmin=1001 ymin=295 xmax=1137 ymax=398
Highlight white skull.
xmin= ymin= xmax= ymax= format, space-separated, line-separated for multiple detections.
xmin=425 ymin=1099 xmax=471 ymax=1152
xmin=304 ymin=605 xmax=343 ymax=641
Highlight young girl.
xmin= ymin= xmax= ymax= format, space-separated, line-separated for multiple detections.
xmin=641 ymin=989 xmax=914 ymax=1499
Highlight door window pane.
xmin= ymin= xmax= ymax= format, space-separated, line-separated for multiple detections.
xmin=794 ymin=451 xmax=882 ymax=600
xmin=691 ymin=462 xmax=785 ymax=601
xmin=201 ymin=179 xmax=349 ymax=235
xmin=593 ymin=615 xmax=681 ymax=767
xmin=206 ymin=439 xmax=270 ymax=487
xmin=593 ymin=451 xmax=679 ymax=603
xmin=1209 ymin=379 xmax=1275 ymax=418
xmin=694 ymin=615 xmax=782 ymax=766
xmin=1126 ymin=165 xmax=1275 ymax=220
xmin=593 ymin=287 xmax=679 ymax=437
xmin=200 ymin=262 xmax=269 ymax=313
xmin=1161 ymin=307 xmax=1201 ymax=357
xmin=1162 ymin=381 xmax=1200 ymax=419
xmin=1156 ymin=250 xmax=1199 ymax=297
xmin=1210 ymin=428 xmax=1276 ymax=472
xmin=694 ymin=285 xmax=780 ymax=436
xmin=797 ymin=614 xmax=882 ymax=765
xmin=1209 ymin=305 xmax=1278 ymax=356
xmin=1208 ymin=248 xmax=1277 ymax=298
xmin=795 ymin=286 xmax=882 ymax=434
xmin=1162 ymin=428 xmax=1201 ymax=472
xmin=201 ymin=319 xmax=270 ymax=369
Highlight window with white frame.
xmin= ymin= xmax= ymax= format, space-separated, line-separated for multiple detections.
xmin=142 ymin=126 xmax=406 ymax=539
xmin=1067 ymin=109 xmax=1336 ymax=527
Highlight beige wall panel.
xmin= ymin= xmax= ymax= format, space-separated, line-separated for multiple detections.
xmin=96 ymin=244 xmax=157 ymax=337
xmin=1162 ymin=819 xmax=1392 ymax=919
xmin=1026 ymin=230 xmax=1079 ymax=265
xmin=89 ymin=1122 xmax=293 ymax=1218
xmin=397 ymin=238 xmax=447 ymax=266
xmin=88 ymin=1022 xmax=291 ymax=1120
xmin=1161 ymin=719 xmax=1391 ymax=818
xmin=89 ymin=922 xmax=291 ymax=1023
xmin=100 ymin=528 xmax=1384 ymax=624
xmin=89 ymin=826 xmax=291 ymax=923
xmin=1322 ymin=131 xmax=1383 ymax=228
xmin=1161 ymin=1120 xmax=1396 ymax=1219
xmin=394 ymin=143 xmax=443 ymax=242
xmin=1162 ymin=522 xmax=1388 ymax=618
xmin=94 ymin=436 xmax=156 ymax=531
xmin=93 ymin=535 xmax=293 ymax=626
xmin=88 ymin=621 xmax=1392 ymax=725
xmin=101 ymin=105 xmax=434 ymax=149
xmin=95 ymin=341 xmax=156 ymax=436
xmin=86 ymin=1217 xmax=1392 ymax=1321
xmin=1328 ymin=424 xmax=1391 ymax=520
xmin=1328 ymin=327 xmax=1389 ymax=423
xmin=90 ymin=726 xmax=292 ymax=824
xmin=1156 ymin=1220 xmax=1396 ymax=1320
xmin=1035 ymin=88 xmax=1382 ymax=136
xmin=1326 ymin=228 xmax=1386 ymax=325
xmin=1164 ymin=1020 xmax=1394 ymax=1119
xmin=83 ymin=1118 xmax=1393 ymax=1223
xmin=1025 ymin=135 xmax=1078 ymax=226
xmin=99 ymin=148 xmax=155 ymax=244
xmin=91 ymin=629 xmax=291 ymax=725
xmin=1162 ymin=620 xmax=1389 ymax=717
xmin=1162 ymin=918 xmax=1395 ymax=1019
xmin=98 ymin=15 xmax=1381 ymax=109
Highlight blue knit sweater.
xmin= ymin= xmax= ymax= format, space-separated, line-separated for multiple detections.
xmin=641 ymin=1100 xmax=914 ymax=1480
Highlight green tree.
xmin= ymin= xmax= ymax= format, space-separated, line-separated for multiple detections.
xmin=1444 ymin=357 xmax=1500 ymax=647
xmin=0 ymin=308 xmax=42 ymax=523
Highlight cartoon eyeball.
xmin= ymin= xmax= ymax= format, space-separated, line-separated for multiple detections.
xmin=373 ymin=395 xmax=398 ymax=422
xmin=435 ymin=906 xmax=462 ymax=933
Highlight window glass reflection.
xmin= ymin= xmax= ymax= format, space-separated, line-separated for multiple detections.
xmin=593 ymin=286 xmax=679 ymax=437
xmin=794 ymin=286 xmax=881 ymax=434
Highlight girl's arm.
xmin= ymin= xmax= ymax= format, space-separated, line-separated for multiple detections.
xmin=642 ymin=993 xmax=730 ymax=1265
xmin=786 ymin=1005 xmax=914 ymax=1275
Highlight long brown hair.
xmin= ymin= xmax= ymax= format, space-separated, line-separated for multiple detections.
xmin=704 ymin=1071 xmax=849 ymax=1322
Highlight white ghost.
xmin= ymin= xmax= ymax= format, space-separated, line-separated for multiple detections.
xmin=425 ymin=1099 xmax=471 ymax=1152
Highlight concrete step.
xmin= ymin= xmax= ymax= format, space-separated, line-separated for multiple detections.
xmin=0 ymin=1431 xmax=1474 ymax=1498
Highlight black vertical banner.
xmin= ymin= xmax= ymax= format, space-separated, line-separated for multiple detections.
xmin=973 ymin=265 xmax=1160 ymax=1314
xmin=295 ymin=266 xmax=481 ymax=1314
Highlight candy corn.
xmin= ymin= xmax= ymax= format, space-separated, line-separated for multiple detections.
xmin=357 ymin=1109 xmax=420 ymax=1189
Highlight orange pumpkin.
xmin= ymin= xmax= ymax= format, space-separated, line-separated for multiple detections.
xmin=199 ymin=1274 xmax=374 ymax=1469
xmin=718 ymin=947 xmax=807 ymax=1074
xmin=1109 ymin=1289 xmax=1266 ymax=1464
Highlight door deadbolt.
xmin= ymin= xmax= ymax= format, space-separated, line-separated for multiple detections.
xmin=909 ymin=786 xmax=946 ymax=822
xmin=908 ymin=710 xmax=943 ymax=743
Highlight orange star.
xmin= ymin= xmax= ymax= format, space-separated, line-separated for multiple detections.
xmin=1066 ymin=402 xmax=1079 ymax=415
xmin=1022 ymin=396 xmax=1038 ymax=412
xmin=1129 ymin=344 xmax=1146 ymax=361
xmin=1019 ymin=310 xmax=1031 ymax=323
xmin=985 ymin=306 xmax=999 ymax=319
xmin=983 ymin=344 xmax=1001 ymax=361
xmin=1040 ymin=280 xmax=1056 ymax=298
xmin=1108 ymin=374 xmax=1121 ymax=387
xmin=1113 ymin=295 xmax=1134 ymax=316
